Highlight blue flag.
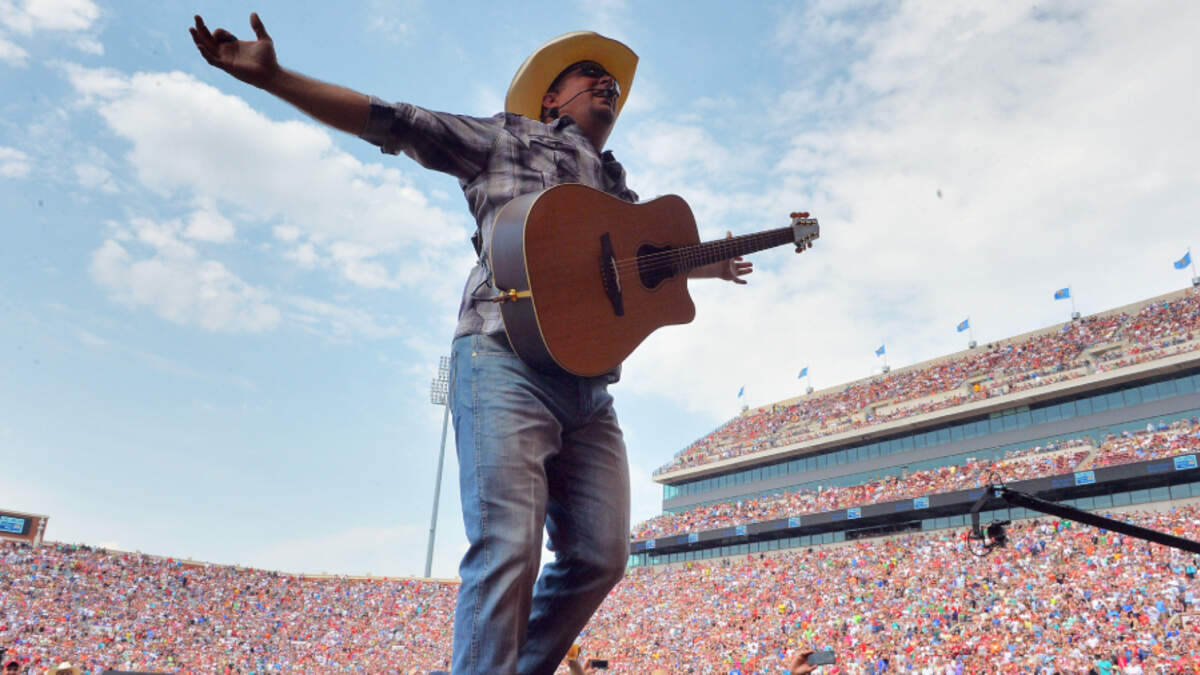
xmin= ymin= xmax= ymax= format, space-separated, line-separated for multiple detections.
xmin=1175 ymin=252 xmax=1191 ymax=270
xmin=875 ymin=344 xmax=886 ymax=356
xmin=956 ymin=318 xmax=969 ymax=333
xmin=737 ymin=386 xmax=744 ymax=398
xmin=798 ymin=367 xmax=808 ymax=378
xmin=1054 ymin=287 xmax=1070 ymax=300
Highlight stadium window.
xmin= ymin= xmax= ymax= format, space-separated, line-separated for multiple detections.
xmin=1075 ymin=399 xmax=1091 ymax=417
xmin=1191 ymin=482 xmax=1200 ymax=498
xmin=1124 ymin=388 xmax=1143 ymax=407
xmin=1002 ymin=414 xmax=1017 ymax=431
xmin=947 ymin=426 xmax=961 ymax=442
xmin=1077 ymin=496 xmax=1095 ymax=510
xmin=1159 ymin=379 xmax=1178 ymax=398
xmin=1150 ymin=486 xmax=1171 ymax=502
xmin=817 ymin=454 xmax=828 ymax=469
xmin=1171 ymin=484 xmax=1190 ymax=500
xmin=1139 ymin=383 xmax=1159 ymax=403
xmin=1130 ymin=489 xmax=1151 ymax=505
xmin=898 ymin=436 xmax=912 ymax=451
xmin=1178 ymin=375 xmax=1196 ymax=394
xmin=1092 ymin=494 xmax=1113 ymax=509
xmin=1102 ymin=391 xmax=1121 ymax=410
xmin=1111 ymin=491 xmax=1131 ymax=507
xmin=789 ymin=459 xmax=801 ymax=474
xmin=1044 ymin=405 xmax=1061 ymax=423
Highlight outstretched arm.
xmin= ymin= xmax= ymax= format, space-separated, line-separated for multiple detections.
xmin=190 ymin=13 xmax=369 ymax=136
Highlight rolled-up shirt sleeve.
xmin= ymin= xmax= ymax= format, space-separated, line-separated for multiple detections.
xmin=359 ymin=96 xmax=502 ymax=181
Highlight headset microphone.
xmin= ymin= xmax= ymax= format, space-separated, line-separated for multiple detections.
xmin=546 ymin=86 xmax=620 ymax=121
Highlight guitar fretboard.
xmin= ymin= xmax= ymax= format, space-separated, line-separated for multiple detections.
xmin=668 ymin=227 xmax=797 ymax=275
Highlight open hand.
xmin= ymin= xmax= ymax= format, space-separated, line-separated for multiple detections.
xmin=190 ymin=13 xmax=280 ymax=89
xmin=721 ymin=230 xmax=753 ymax=284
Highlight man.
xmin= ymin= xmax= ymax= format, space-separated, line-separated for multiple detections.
xmin=190 ymin=14 xmax=751 ymax=675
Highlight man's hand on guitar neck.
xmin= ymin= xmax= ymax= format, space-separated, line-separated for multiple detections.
xmin=689 ymin=231 xmax=753 ymax=285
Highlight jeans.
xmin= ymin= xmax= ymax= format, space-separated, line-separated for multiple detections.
xmin=449 ymin=332 xmax=630 ymax=675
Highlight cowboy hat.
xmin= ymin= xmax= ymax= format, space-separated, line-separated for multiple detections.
xmin=46 ymin=663 xmax=81 ymax=675
xmin=505 ymin=31 xmax=637 ymax=122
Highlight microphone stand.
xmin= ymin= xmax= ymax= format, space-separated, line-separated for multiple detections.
xmin=968 ymin=483 xmax=1200 ymax=555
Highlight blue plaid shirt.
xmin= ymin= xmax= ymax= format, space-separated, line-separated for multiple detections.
xmin=360 ymin=97 xmax=639 ymax=338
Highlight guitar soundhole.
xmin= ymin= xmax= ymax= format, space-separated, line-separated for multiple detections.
xmin=636 ymin=243 xmax=676 ymax=289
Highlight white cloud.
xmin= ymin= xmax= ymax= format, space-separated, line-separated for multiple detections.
xmin=70 ymin=34 xmax=101 ymax=55
xmin=73 ymin=160 xmax=117 ymax=192
xmin=183 ymin=205 xmax=235 ymax=243
xmin=90 ymin=218 xmax=280 ymax=333
xmin=62 ymin=66 xmax=469 ymax=295
xmin=0 ymin=146 xmax=31 ymax=177
xmin=272 ymin=224 xmax=301 ymax=242
xmin=0 ymin=0 xmax=102 ymax=61
xmin=0 ymin=0 xmax=101 ymax=34
xmin=286 ymin=295 xmax=404 ymax=341
xmin=0 ymin=33 xmax=29 ymax=66
xmin=618 ymin=2 xmax=1200 ymax=419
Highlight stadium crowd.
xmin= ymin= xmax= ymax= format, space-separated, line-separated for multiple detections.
xmin=634 ymin=420 xmax=1200 ymax=542
xmin=655 ymin=292 xmax=1200 ymax=476
xmin=5 ymin=507 xmax=1200 ymax=673
xmin=631 ymin=440 xmax=1093 ymax=541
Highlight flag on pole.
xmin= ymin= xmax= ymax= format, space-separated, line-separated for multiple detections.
xmin=737 ymin=386 xmax=744 ymax=398
xmin=1175 ymin=252 xmax=1192 ymax=270
xmin=875 ymin=344 xmax=886 ymax=356
xmin=1054 ymin=287 xmax=1070 ymax=300
xmin=798 ymin=367 xmax=808 ymax=379
xmin=956 ymin=318 xmax=970 ymax=333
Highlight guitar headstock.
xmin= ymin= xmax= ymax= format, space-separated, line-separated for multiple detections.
xmin=789 ymin=211 xmax=819 ymax=250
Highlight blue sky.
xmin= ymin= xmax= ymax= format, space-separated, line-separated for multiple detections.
xmin=1 ymin=0 xmax=1197 ymax=577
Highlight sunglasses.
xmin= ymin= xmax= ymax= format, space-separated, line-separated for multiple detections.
xmin=552 ymin=61 xmax=620 ymax=97
xmin=565 ymin=62 xmax=610 ymax=79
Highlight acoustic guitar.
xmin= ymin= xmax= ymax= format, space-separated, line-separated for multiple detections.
xmin=488 ymin=183 xmax=819 ymax=377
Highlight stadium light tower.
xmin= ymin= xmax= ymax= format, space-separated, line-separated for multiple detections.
xmin=425 ymin=356 xmax=451 ymax=578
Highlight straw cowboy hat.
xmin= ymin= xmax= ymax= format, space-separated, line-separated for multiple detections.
xmin=505 ymin=31 xmax=638 ymax=122
xmin=46 ymin=664 xmax=82 ymax=675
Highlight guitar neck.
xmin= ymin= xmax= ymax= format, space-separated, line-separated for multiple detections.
xmin=671 ymin=227 xmax=796 ymax=275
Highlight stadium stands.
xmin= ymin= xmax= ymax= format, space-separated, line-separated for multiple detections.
xmin=655 ymin=290 xmax=1200 ymax=476
xmin=5 ymin=506 xmax=1200 ymax=672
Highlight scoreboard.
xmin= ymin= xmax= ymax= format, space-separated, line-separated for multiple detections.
xmin=0 ymin=509 xmax=47 ymax=546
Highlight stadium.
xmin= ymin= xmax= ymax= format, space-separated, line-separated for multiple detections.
xmin=5 ymin=288 xmax=1200 ymax=673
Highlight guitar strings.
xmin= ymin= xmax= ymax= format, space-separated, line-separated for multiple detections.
xmin=607 ymin=229 xmax=795 ymax=274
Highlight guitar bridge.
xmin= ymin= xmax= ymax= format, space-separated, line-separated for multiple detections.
xmin=599 ymin=233 xmax=625 ymax=316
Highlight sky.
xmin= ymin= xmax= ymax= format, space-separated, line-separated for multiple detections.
xmin=1 ymin=0 xmax=1197 ymax=578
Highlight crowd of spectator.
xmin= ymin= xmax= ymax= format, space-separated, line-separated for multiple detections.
xmin=632 ymin=440 xmax=1092 ymax=541
xmin=656 ymin=292 xmax=1200 ymax=476
xmin=635 ymin=418 xmax=1200 ymax=542
xmin=6 ymin=506 xmax=1200 ymax=673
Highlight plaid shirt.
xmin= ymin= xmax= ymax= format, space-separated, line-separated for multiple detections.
xmin=360 ymin=97 xmax=639 ymax=339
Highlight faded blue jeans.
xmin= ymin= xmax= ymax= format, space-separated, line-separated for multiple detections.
xmin=448 ymin=332 xmax=630 ymax=675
